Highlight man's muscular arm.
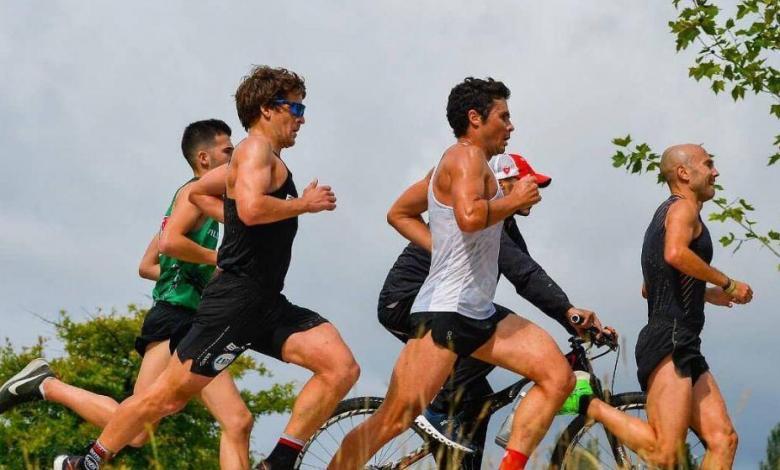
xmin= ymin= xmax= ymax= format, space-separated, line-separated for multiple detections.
xmin=158 ymin=185 xmax=217 ymax=266
xmin=665 ymin=199 xmax=752 ymax=303
xmin=387 ymin=170 xmax=432 ymax=252
xmin=189 ymin=165 xmax=227 ymax=223
xmin=233 ymin=143 xmax=335 ymax=225
xmin=138 ymin=233 xmax=160 ymax=281
xmin=450 ymin=150 xmax=539 ymax=233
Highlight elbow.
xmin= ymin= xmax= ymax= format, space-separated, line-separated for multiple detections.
xmin=663 ymin=248 xmax=683 ymax=268
xmin=456 ymin=216 xmax=483 ymax=233
xmin=236 ymin=202 xmax=261 ymax=226
xmin=387 ymin=209 xmax=401 ymax=229
xmin=158 ymin=235 xmax=174 ymax=257
xmin=138 ymin=265 xmax=155 ymax=280
xmin=237 ymin=211 xmax=258 ymax=226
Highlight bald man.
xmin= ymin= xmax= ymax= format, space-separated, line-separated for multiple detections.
xmin=580 ymin=144 xmax=752 ymax=469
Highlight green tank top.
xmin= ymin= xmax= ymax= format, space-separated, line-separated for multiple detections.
xmin=152 ymin=179 xmax=220 ymax=309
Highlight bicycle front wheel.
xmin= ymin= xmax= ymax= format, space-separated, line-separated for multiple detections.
xmin=550 ymin=392 xmax=707 ymax=470
xmin=295 ymin=396 xmax=436 ymax=470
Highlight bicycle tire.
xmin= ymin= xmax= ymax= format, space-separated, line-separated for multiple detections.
xmin=295 ymin=396 xmax=435 ymax=470
xmin=549 ymin=391 xmax=707 ymax=469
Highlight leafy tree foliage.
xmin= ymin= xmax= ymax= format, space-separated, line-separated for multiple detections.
xmin=611 ymin=135 xmax=780 ymax=265
xmin=0 ymin=305 xmax=295 ymax=469
xmin=610 ymin=0 xmax=780 ymax=270
xmin=761 ymin=422 xmax=780 ymax=470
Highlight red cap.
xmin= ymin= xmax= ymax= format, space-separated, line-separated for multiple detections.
xmin=489 ymin=153 xmax=552 ymax=187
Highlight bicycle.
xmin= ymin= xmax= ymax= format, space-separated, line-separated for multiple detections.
xmin=295 ymin=327 xmax=706 ymax=469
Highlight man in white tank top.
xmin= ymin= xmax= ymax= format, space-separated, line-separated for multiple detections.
xmin=329 ymin=78 xmax=579 ymax=470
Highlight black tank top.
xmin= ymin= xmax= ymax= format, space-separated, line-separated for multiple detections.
xmin=217 ymin=169 xmax=298 ymax=293
xmin=641 ymin=195 xmax=713 ymax=332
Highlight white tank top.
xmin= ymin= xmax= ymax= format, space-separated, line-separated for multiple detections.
xmin=411 ymin=163 xmax=504 ymax=320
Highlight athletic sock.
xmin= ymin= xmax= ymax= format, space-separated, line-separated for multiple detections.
xmin=39 ymin=377 xmax=54 ymax=400
xmin=264 ymin=434 xmax=305 ymax=469
xmin=498 ymin=448 xmax=529 ymax=470
xmin=82 ymin=440 xmax=111 ymax=469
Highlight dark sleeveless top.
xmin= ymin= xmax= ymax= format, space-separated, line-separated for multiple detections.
xmin=641 ymin=195 xmax=713 ymax=333
xmin=217 ymin=168 xmax=298 ymax=293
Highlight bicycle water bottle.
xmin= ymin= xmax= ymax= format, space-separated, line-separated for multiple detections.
xmin=494 ymin=391 xmax=525 ymax=448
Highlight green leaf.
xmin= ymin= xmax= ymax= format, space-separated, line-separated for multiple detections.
xmin=771 ymin=104 xmax=780 ymax=118
xmin=612 ymin=134 xmax=632 ymax=147
xmin=731 ymin=85 xmax=746 ymax=101
xmin=725 ymin=18 xmax=735 ymax=29
xmin=612 ymin=151 xmax=627 ymax=168
xmin=739 ymin=198 xmax=755 ymax=211
xmin=769 ymin=230 xmax=780 ymax=241
xmin=711 ymin=80 xmax=725 ymax=94
xmin=769 ymin=154 xmax=780 ymax=165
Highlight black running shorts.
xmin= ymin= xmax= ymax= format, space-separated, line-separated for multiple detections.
xmin=409 ymin=306 xmax=512 ymax=358
xmin=175 ymin=271 xmax=329 ymax=377
xmin=134 ymin=301 xmax=195 ymax=357
xmin=635 ymin=319 xmax=709 ymax=391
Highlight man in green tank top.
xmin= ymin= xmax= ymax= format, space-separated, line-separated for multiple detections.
xmin=2 ymin=120 xmax=258 ymax=470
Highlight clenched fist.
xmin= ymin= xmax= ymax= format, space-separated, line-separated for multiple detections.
xmin=302 ymin=178 xmax=337 ymax=213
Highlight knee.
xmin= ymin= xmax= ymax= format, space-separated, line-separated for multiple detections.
xmin=221 ymin=407 xmax=254 ymax=439
xmin=705 ymin=427 xmax=738 ymax=457
xmin=324 ymin=358 xmax=360 ymax=392
xmin=539 ymin=365 xmax=575 ymax=402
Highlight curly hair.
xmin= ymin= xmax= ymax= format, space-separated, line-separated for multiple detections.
xmin=180 ymin=119 xmax=232 ymax=168
xmin=235 ymin=65 xmax=306 ymax=130
xmin=446 ymin=77 xmax=511 ymax=137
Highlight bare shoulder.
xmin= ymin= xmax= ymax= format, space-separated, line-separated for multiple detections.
xmin=666 ymin=197 xmax=698 ymax=226
xmin=444 ymin=145 xmax=488 ymax=176
xmin=232 ymin=137 xmax=274 ymax=170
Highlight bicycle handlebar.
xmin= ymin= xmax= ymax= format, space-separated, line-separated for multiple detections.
xmin=569 ymin=313 xmax=618 ymax=350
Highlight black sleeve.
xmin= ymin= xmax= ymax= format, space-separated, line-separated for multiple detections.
xmin=497 ymin=230 xmax=576 ymax=334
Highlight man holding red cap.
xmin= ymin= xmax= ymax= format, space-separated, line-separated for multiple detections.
xmin=373 ymin=153 xmax=613 ymax=469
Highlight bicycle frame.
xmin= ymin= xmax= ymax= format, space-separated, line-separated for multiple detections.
xmin=440 ymin=335 xmax=618 ymax=450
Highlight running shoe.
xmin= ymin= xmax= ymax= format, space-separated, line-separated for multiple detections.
xmin=52 ymin=455 xmax=86 ymax=470
xmin=557 ymin=370 xmax=594 ymax=415
xmin=0 ymin=358 xmax=54 ymax=413
xmin=413 ymin=407 xmax=476 ymax=454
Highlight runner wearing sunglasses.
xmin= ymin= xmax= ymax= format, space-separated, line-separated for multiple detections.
xmin=54 ymin=66 xmax=360 ymax=470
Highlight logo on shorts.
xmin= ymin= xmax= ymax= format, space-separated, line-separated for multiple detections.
xmin=212 ymin=353 xmax=236 ymax=371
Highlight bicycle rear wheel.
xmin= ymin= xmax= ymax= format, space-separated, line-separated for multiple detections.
xmin=550 ymin=392 xmax=707 ymax=469
xmin=295 ymin=396 xmax=436 ymax=470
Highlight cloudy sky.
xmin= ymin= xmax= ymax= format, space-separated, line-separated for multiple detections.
xmin=1 ymin=1 xmax=777 ymax=467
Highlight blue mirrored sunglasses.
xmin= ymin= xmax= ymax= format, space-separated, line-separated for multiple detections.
xmin=273 ymin=99 xmax=306 ymax=118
